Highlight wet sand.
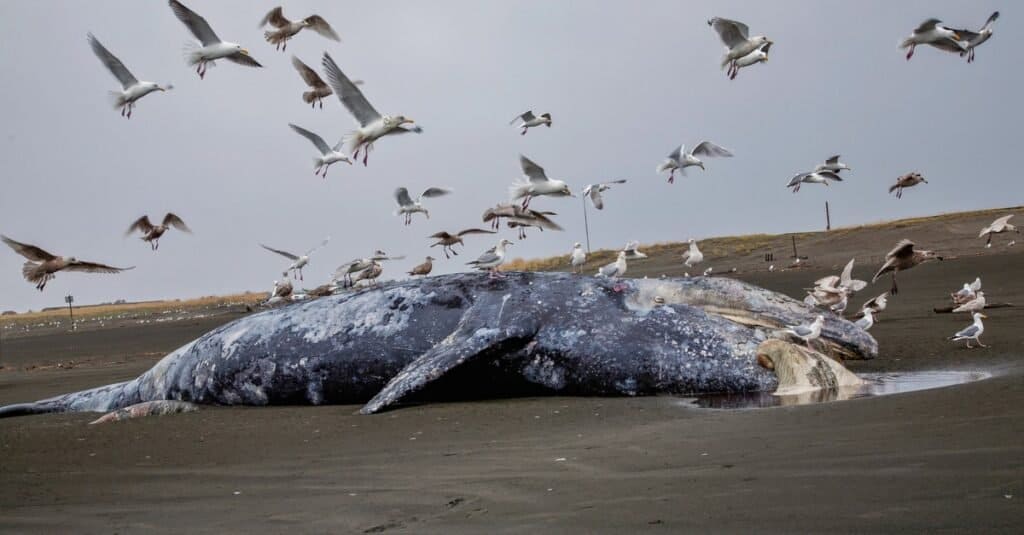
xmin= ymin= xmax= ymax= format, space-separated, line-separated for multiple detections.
xmin=1 ymin=250 xmax=1023 ymax=532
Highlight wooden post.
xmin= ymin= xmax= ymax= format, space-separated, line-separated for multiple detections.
xmin=825 ymin=201 xmax=831 ymax=231
xmin=791 ymin=235 xmax=798 ymax=259
xmin=65 ymin=294 xmax=75 ymax=331
xmin=582 ymin=195 xmax=592 ymax=254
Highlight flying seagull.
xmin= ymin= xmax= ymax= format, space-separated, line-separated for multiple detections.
xmin=407 ymin=256 xmax=434 ymax=277
xmin=858 ymin=291 xmax=889 ymax=320
xmin=168 ymin=0 xmax=261 ymax=79
xmin=900 ymin=18 xmax=966 ymax=60
xmin=657 ymin=141 xmax=733 ymax=184
xmin=888 ymin=172 xmax=927 ymax=199
xmin=2 ymin=235 xmax=133 ymax=291
xmin=949 ymin=312 xmax=988 ymax=348
xmin=291 ymin=56 xmax=334 ymax=109
xmin=482 ymin=204 xmax=562 ymax=239
xmin=958 ymin=12 xmax=1000 ymax=62
xmin=814 ymin=155 xmax=851 ymax=174
xmin=979 ymin=215 xmax=1018 ymax=246
xmin=321 ymin=52 xmax=420 ymax=166
xmin=509 ymin=111 xmax=552 ymax=135
xmin=125 ymin=213 xmax=191 ymax=250
xmin=428 ymin=228 xmax=496 ymax=258
xmin=510 ymin=155 xmax=573 ymax=209
xmin=871 ymin=239 xmax=942 ymax=295
xmin=288 ymin=123 xmax=351 ymax=178
xmin=334 ymin=251 xmax=404 ymax=287
xmin=467 ymin=239 xmax=514 ymax=278
xmin=582 ymin=179 xmax=627 ymax=210
xmin=570 ymin=243 xmax=586 ymax=273
xmin=729 ymin=42 xmax=771 ymax=80
xmin=260 ymin=237 xmax=330 ymax=281
xmin=707 ymin=17 xmax=772 ymax=79
xmin=394 ymin=187 xmax=452 ymax=225
xmin=259 ymin=6 xmax=340 ymax=52
xmin=786 ymin=171 xmax=842 ymax=193
xmin=87 ymin=33 xmax=170 ymax=119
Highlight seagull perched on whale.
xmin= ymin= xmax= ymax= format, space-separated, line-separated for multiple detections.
xmin=509 ymin=155 xmax=573 ymax=209
xmin=509 ymin=111 xmax=552 ymax=135
xmin=2 ymin=235 xmax=133 ymax=291
xmin=657 ymin=141 xmax=733 ymax=184
xmin=288 ymin=123 xmax=351 ymax=178
xmin=260 ymin=237 xmax=330 ymax=281
xmin=708 ymin=17 xmax=772 ymax=79
xmin=321 ymin=52 xmax=421 ymax=166
xmin=259 ymin=6 xmax=340 ymax=52
xmin=87 ymin=33 xmax=171 ymax=119
xmin=570 ymin=243 xmax=586 ymax=273
xmin=784 ymin=315 xmax=824 ymax=347
xmin=125 ymin=213 xmax=191 ymax=250
xmin=168 ymin=0 xmax=261 ymax=79
xmin=899 ymin=18 xmax=966 ymax=60
xmin=394 ymin=187 xmax=452 ymax=225
xmin=467 ymin=239 xmax=513 ymax=278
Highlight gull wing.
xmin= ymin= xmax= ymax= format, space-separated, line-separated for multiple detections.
xmin=395 ymin=187 xmax=414 ymax=207
xmin=666 ymin=145 xmax=683 ymax=162
xmin=519 ymin=155 xmax=549 ymax=182
xmin=887 ymin=239 xmax=915 ymax=260
xmin=87 ymin=33 xmax=138 ymax=89
xmin=303 ymin=15 xmax=341 ymax=41
xmin=260 ymin=244 xmax=300 ymax=261
xmin=322 ymin=52 xmax=380 ymax=127
xmin=289 ymin=123 xmax=331 ymax=155
xmin=969 ymin=277 xmax=982 ymax=292
xmin=825 ymin=155 xmax=840 ymax=165
xmin=1 ymin=235 xmax=57 ymax=261
xmin=456 ymin=228 xmax=496 ymax=237
xmin=65 ymin=261 xmax=134 ymax=274
xmin=419 ymin=187 xmax=452 ymax=199
xmin=510 ymin=110 xmax=535 ymax=125
xmin=914 ymin=18 xmax=942 ymax=34
xmin=708 ymin=17 xmax=750 ymax=47
xmin=691 ymin=141 xmax=734 ymax=158
xmin=589 ymin=187 xmax=604 ymax=210
xmin=162 ymin=213 xmax=191 ymax=233
xmin=225 ymin=52 xmax=262 ymax=68
xmin=305 ymin=237 xmax=330 ymax=256
xmin=953 ymin=323 xmax=980 ymax=339
xmin=259 ymin=6 xmax=291 ymax=28
xmin=291 ymin=55 xmax=327 ymax=88
xmin=125 ymin=216 xmax=156 ymax=236
xmin=169 ymin=0 xmax=221 ymax=46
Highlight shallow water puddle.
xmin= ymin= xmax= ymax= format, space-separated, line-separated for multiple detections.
xmin=686 ymin=371 xmax=991 ymax=409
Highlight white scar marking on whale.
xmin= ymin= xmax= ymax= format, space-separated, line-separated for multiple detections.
xmin=497 ymin=294 xmax=511 ymax=323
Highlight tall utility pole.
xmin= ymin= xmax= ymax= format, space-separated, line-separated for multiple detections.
xmin=825 ymin=201 xmax=832 ymax=231
xmin=581 ymin=196 xmax=592 ymax=253
xmin=65 ymin=294 xmax=75 ymax=331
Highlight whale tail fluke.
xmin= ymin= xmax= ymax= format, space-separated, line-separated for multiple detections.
xmin=0 ymin=380 xmax=135 ymax=419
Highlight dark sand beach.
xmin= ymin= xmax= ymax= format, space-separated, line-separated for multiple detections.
xmin=1 ymin=211 xmax=1022 ymax=533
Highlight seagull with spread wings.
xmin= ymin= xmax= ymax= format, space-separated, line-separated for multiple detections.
xmin=125 ymin=213 xmax=191 ymax=250
xmin=288 ymin=123 xmax=351 ymax=178
xmin=872 ymin=240 xmax=942 ymax=295
xmin=482 ymin=204 xmax=562 ymax=239
xmin=956 ymin=12 xmax=999 ymax=62
xmin=259 ymin=6 xmax=340 ymax=51
xmin=394 ymin=187 xmax=452 ymax=226
xmin=814 ymin=155 xmax=851 ymax=174
xmin=509 ymin=111 xmax=552 ymax=135
xmin=334 ymin=251 xmax=404 ymax=287
xmin=2 ymin=235 xmax=133 ymax=291
xmin=899 ymin=18 xmax=966 ymax=60
xmin=582 ymin=179 xmax=627 ymax=210
xmin=707 ymin=17 xmax=772 ymax=78
xmin=260 ymin=237 xmax=330 ymax=281
xmin=729 ymin=42 xmax=771 ymax=80
xmin=657 ymin=141 xmax=733 ymax=184
xmin=785 ymin=170 xmax=843 ymax=193
xmin=87 ymin=33 xmax=171 ymax=119
xmin=979 ymin=215 xmax=1017 ymax=246
xmin=291 ymin=57 xmax=362 ymax=108
xmin=888 ymin=172 xmax=927 ymax=199
xmin=168 ymin=0 xmax=261 ymax=79
xmin=428 ymin=228 xmax=496 ymax=258
xmin=321 ymin=52 xmax=420 ymax=166
xmin=509 ymin=155 xmax=573 ymax=209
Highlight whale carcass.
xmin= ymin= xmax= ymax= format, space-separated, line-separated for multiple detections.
xmin=0 ymin=273 xmax=876 ymax=418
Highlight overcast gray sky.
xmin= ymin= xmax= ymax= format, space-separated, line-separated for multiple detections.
xmin=0 ymin=0 xmax=1018 ymax=311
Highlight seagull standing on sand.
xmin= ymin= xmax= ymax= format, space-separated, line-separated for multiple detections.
xmin=322 ymin=52 xmax=420 ymax=166
xmin=951 ymin=277 xmax=982 ymax=305
xmin=428 ymin=228 xmax=496 ymax=258
xmin=979 ymin=215 xmax=1018 ymax=246
xmin=87 ymin=33 xmax=170 ymax=119
xmin=622 ymin=241 xmax=648 ymax=261
xmin=125 ymin=213 xmax=191 ymax=250
xmin=288 ymin=123 xmax=351 ymax=178
xmin=784 ymin=315 xmax=824 ymax=347
xmin=707 ymin=17 xmax=772 ymax=79
xmin=510 ymin=155 xmax=573 ymax=209
xmin=168 ymin=0 xmax=262 ymax=79
xmin=657 ymin=141 xmax=734 ymax=184
xmin=259 ymin=6 xmax=340 ymax=52
xmin=952 ymin=291 xmax=986 ymax=314
xmin=509 ymin=111 xmax=552 ymax=135
xmin=730 ymin=42 xmax=770 ymax=80
xmin=889 ymin=172 xmax=927 ymax=199
xmin=260 ymin=237 xmax=330 ymax=281
xmin=570 ymin=243 xmax=586 ymax=273
xmin=786 ymin=171 xmax=843 ymax=193
xmin=872 ymin=240 xmax=942 ymax=295
xmin=900 ymin=18 xmax=966 ymax=60
xmin=467 ymin=239 xmax=514 ymax=278
xmin=815 ymin=155 xmax=851 ymax=174
xmin=394 ymin=187 xmax=452 ymax=225
xmin=2 ymin=235 xmax=133 ymax=291
xmin=407 ymin=257 xmax=434 ymax=277
xmin=682 ymin=239 xmax=704 ymax=268
xmin=582 ymin=180 xmax=627 ymax=210
xmin=855 ymin=309 xmax=875 ymax=331
xmin=949 ymin=312 xmax=988 ymax=348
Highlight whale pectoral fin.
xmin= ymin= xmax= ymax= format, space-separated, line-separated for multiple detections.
xmin=360 ymin=325 xmax=536 ymax=414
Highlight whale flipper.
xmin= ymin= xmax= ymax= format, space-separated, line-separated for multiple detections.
xmin=360 ymin=324 xmax=537 ymax=414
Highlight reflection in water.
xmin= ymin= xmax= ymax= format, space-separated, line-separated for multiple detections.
xmin=689 ymin=371 xmax=991 ymax=409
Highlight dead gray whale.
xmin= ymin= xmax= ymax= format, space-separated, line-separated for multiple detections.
xmin=0 ymin=273 xmax=876 ymax=417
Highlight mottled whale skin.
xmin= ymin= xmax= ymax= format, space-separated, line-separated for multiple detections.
xmin=0 ymin=272 xmax=876 ymax=417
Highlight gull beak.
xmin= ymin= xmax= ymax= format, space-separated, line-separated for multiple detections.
xmin=241 ymin=49 xmax=251 ymax=56
xmin=980 ymin=314 xmax=988 ymax=319
xmin=401 ymin=118 xmax=415 ymax=125
xmin=951 ymin=32 xmax=962 ymax=41
xmin=346 ymin=159 xmax=353 ymax=165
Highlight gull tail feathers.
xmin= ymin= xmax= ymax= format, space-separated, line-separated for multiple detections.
xmin=182 ymin=41 xmax=204 ymax=66
xmin=302 ymin=90 xmax=318 ymax=104
xmin=343 ymin=131 xmax=366 ymax=155
xmin=108 ymin=91 xmax=128 ymax=109
xmin=21 ymin=261 xmax=40 ymax=281
xmin=508 ymin=182 xmax=532 ymax=202
xmin=656 ymin=161 xmax=673 ymax=173
xmin=898 ymin=37 xmax=914 ymax=50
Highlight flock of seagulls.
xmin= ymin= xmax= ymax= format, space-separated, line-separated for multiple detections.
xmin=0 ymin=5 xmax=1013 ymax=356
